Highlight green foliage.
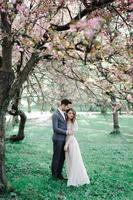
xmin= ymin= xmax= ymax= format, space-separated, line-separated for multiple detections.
xmin=3 ymin=114 xmax=133 ymax=199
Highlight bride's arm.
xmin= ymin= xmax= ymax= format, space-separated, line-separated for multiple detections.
xmin=64 ymin=134 xmax=73 ymax=150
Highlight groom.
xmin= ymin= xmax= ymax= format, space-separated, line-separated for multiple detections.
xmin=51 ymin=99 xmax=72 ymax=180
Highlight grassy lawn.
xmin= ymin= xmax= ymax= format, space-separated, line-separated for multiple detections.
xmin=1 ymin=113 xmax=133 ymax=200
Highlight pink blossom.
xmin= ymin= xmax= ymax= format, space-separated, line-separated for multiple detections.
xmin=127 ymin=94 xmax=133 ymax=102
xmin=15 ymin=45 xmax=23 ymax=52
xmin=44 ymin=43 xmax=53 ymax=51
xmin=70 ymin=24 xmax=77 ymax=32
xmin=1 ymin=8 xmax=5 ymax=12
xmin=53 ymin=51 xmax=59 ymax=59
xmin=129 ymin=13 xmax=133 ymax=20
xmin=84 ymin=29 xmax=94 ymax=40
xmin=128 ymin=2 xmax=133 ymax=10
xmin=16 ymin=3 xmax=27 ymax=14
xmin=76 ymin=19 xmax=88 ymax=30
xmin=87 ymin=18 xmax=100 ymax=30
xmin=11 ymin=0 xmax=16 ymax=4
xmin=58 ymin=0 xmax=64 ymax=4
xmin=105 ymin=47 xmax=114 ymax=55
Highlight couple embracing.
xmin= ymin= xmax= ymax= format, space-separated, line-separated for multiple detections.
xmin=51 ymin=99 xmax=90 ymax=187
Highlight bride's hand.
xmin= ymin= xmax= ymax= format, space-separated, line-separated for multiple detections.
xmin=68 ymin=129 xmax=74 ymax=135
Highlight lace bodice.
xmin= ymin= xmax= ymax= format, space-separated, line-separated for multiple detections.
xmin=67 ymin=120 xmax=78 ymax=133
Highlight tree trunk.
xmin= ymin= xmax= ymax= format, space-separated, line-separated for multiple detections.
xmin=0 ymin=8 xmax=14 ymax=192
xmin=8 ymin=110 xmax=27 ymax=142
xmin=27 ymin=96 xmax=32 ymax=113
xmin=0 ymin=114 xmax=7 ymax=192
xmin=110 ymin=95 xmax=120 ymax=134
xmin=0 ymin=71 xmax=14 ymax=192
xmin=41 ymin=98 xmax=45 ymax=112
xmin=12 ymin=90 xmax=21 ymax=126
xmin=111 ymin=111 xmax=120 ymax=134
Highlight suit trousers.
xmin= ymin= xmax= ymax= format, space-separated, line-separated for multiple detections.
xmin=51 ymin=140 xmax=65 ymax=177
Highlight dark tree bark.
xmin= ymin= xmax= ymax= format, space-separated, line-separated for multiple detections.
xmin=11 ymin=51 xmax=24 ymax=125
xmin=11 ymin=90 xmax=21 ymax=126
xmin=112 ymin=109 xmax=120 ymax=134
xmin=8 ymin=89 xmax=26 ymax=142
xmin=0 ymin=8 xmax=15 ymax=192
xmin=110 ymin=95 xmax=120 ymax=134
xmin=8 ymin=109 xmax=27 ymax=142
xmin=51 ymin=0 xmax=115 ymax=31
xmin=0 ymin=71 xmax=14 ymax=192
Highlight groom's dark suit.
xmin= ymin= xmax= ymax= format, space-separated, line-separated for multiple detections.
xmin=51 ymin=109 xmax=67 ymax=178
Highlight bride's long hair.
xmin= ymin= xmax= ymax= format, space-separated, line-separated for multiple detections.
xmin=66 ymin=108 xmax=76 ymax=123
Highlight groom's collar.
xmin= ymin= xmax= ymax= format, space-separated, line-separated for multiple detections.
xmin=58 ymin=108 xmax=65 ymax=115
xmin=57 ymin=108 xmax=66 ymax=120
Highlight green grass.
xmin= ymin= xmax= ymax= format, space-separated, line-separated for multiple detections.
xmin=1 ymin=113 xmax=133 ymax=200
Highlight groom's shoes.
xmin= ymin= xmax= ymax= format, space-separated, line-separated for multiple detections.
xmin=57 ymin=175 xmax=67 ymax=181
xmin=52 ymin=174 xmax=67 ymax=181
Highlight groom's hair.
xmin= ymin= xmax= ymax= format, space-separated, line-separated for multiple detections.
xmin=61 ymin=99 xmax=72 ymax=105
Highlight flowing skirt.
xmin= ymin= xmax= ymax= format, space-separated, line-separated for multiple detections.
xmin=65 ymin=136 xmax=90 ymax=187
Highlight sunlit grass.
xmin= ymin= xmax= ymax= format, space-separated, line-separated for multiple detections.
xmin=2 ymin=113 xmax=133 ymax=200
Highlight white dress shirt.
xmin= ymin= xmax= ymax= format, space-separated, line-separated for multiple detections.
xmin=58 ymin=108 xmax=66 ymax=121
xmin=58 ymin=108 xmax=68 ymax=135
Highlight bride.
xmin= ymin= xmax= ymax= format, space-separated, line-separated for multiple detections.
xmin=64 ymin=108 xmax=90 ymax=187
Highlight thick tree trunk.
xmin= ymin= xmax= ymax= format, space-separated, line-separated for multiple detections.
xmin=0 ymin=114 xmax=7 ymax=192
xmin=0 ymin=8 xmax=14 ymax=192
xmin=111 ymin=111 xmax=120 ymax=134
xmin=110 ymin=95 xmax=120 ymax=134
xmin=8 ymin=110 xmax=27 ymax=142
xmin=12 ymin=90 xmax=21 ymax=126
xmin=8 ymin=90 xmax=26 ymax=142
xmin=16 ymin=111 xmax=26 ymax=140
xmin=0 ymin=71 xmax=14 ymax=192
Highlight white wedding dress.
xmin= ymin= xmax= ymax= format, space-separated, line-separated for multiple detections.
xmin=65 ymin=121 xmax=90 ymax=187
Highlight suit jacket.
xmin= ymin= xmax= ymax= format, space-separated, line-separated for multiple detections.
xmin=52 ymin=109 xmax=67 ymax=141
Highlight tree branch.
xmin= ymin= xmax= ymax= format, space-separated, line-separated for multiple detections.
xmin=51 ymin=0 xmax=115 ymax=31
